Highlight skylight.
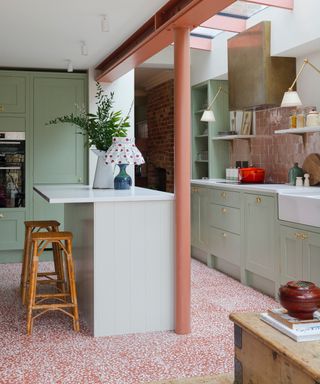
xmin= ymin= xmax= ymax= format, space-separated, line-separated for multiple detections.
xmin=219 ymin=0 xmax=267 ymax=19
xmin=191 ymin=27 xmax=222 ymax=39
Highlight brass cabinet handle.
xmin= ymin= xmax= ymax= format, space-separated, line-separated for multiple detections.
xmin=294 ymin=232 xmax=308 ymax=240
xmin=222 ymin=232 xmax=227 ymax=238
xmin=0 ymin=213 xmax=4 ymax=218
xmin=221 ymin=191 xmax=227 ymax=199
xmin=221 ymin=208 xmax=227 ymax=214
xmin=256 ymin=196 xmax=262 ymax=204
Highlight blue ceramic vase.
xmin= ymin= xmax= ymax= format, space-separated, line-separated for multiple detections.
xmin=114 ymin=164 xmax=132 ymax=190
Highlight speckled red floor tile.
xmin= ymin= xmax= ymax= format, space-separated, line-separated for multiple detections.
xmin=0 ymin=260 xmax=277 ymax=384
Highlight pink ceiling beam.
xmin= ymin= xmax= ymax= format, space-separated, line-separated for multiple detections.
xmin=245 ymin=0 xmax=293 ymax=9
xmin=190 ymin=36 xmax=212 ymax=51
xmin=201 ymin=14 xmax=246 ymax=33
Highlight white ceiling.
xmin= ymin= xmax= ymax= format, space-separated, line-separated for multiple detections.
xmin=0 ymin=0 xmax=169 ymax=71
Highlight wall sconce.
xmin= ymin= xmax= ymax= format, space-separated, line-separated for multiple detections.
xmin=281 ymin=58 xmax=320 ymax=107
xmin=200 ymin=86 xmax=227 ymax=122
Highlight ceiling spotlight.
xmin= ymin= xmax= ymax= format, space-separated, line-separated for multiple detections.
xmin=80 ymin=41 xmax=88 ymax=56
xmin=101 ymin=15 xmax=109 ymax=32
xmin=67 ymin=60 xmax=73 ymax=73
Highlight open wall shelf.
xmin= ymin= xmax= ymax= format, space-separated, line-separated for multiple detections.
xmin=274 ymin=126 xmax=320 ymax=146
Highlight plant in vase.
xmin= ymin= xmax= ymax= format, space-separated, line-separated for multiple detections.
xmin=48 ymin=82 xmax=131 ymax=188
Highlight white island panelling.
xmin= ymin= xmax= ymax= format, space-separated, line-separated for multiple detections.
xmin=34 ymin=185 xmax=175 ymax=337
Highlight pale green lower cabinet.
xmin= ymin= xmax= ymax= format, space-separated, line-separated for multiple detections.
xmin=191 ymin=186 xmax=208 ymax=251
xmin=280 ymin=225 xmax=320 ymax=286
xmin=244 ymin=193 xmax=277 ymax=281
xmin=0 ymin=210 xmax=25 ymax=250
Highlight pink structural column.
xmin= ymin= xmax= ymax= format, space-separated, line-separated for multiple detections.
xmin=174 ymin=27 xmax=191 ymax=335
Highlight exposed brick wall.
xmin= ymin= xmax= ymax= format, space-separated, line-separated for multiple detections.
xmin=230 ymin=107 xmax=320 ymax=183
xmin=146 ymin=79 xmax=174 ymax=192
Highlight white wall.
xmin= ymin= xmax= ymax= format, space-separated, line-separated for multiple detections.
xmin=88 ymin=68 xmax=135 ymax=185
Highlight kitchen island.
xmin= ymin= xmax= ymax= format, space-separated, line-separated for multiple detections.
xmin=34 ymin=185 xmax=175 ymax=337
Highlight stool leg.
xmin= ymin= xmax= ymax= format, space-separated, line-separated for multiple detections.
xmin=65 ymin=239 xmax=80 ymax=332
xmin=21 ymin=226 xmax=32 ymax=305
xmin=27 ymin=242 xmax=39 ymax=335
xmin=52 ymin=225 xmax=65 ymax=292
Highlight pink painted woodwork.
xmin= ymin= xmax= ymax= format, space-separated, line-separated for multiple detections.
xmin=201 ymin=14 xmax=246 ymax=33
xmin=245 ymin=0 xmax=293 ymax=9
xmin=174 ymin=27 xmax=191 ymax=335
xmin=190 ymin=36 xmax=212 ymax=50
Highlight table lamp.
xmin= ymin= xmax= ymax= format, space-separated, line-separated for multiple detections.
xmin=281 ymin=58 xmax=320 ymax=107
xmin=105 ymin=137 xmax=145 ymax=190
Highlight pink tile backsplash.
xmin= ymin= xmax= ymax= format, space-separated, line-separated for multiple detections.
xmin=230 ymin=107 xmax=320 ymax=183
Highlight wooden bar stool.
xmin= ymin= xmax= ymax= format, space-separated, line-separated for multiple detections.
xmin=20 ymin=220 xmax=64 ymax=305
xmin=27 ymin=231 xmax=79 ymax=335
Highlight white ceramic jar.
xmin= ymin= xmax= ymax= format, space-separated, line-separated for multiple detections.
xmin=306 ymin=110 xmax=320 ymax=127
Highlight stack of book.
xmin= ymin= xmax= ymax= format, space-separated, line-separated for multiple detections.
xmin=261 ymin=308 xmax=320 ymax=342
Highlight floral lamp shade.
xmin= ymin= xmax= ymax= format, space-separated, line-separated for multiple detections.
xmin=105 ymin=137 xmax=145 ymax=165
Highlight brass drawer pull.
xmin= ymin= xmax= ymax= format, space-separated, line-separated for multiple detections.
xmin=221 ymin=192 xmax=227 ymax=199
xmin=0 ymin=213 xmax=4 ymax=218
xmin=222 ymin=232 xmax=227 ymax=238
xmin=256 ymin=197 xmax=262 ymax=204
xmin=294 ymin=232 xmax=308 ymax=240
xmin=221 ymin=208 xmax=227 ymax=214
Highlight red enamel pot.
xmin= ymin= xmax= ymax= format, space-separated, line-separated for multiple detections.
xmin=239 ymin=167 xmax=265 ymax=183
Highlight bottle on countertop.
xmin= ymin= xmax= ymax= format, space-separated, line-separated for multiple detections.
xmin=304 ymin=173 xmax=310 ymax=187
xmin=289 ymin=112 xmax=297 ymax=129
xmin=288 ymin=162 xmax=304 ymax=185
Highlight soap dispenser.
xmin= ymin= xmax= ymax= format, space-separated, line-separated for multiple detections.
xmin=288 ymin=163 xmax=304 ymax=185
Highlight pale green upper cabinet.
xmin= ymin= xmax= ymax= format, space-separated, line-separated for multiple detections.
xmin=191 ymin=80 xmax=229 ymax=180
xmin=0 ymin=75 xmax=26 ymax=114
xmin=33 ymin=76 xmax=87 ymax=184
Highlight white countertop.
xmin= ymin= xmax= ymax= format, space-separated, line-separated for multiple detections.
xmin=191 ymin=178 xmax=320 ymax=194
xmin=34 ymin=184 xmax=175 ymax=203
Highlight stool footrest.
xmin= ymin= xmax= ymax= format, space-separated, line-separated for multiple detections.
xmin=35 ymin=293 xmax=70 ymax=299
xmin=32 ymin=303 xmax=76 ymax=310
xmin=37 ymin=272 xmax=58 ymax=277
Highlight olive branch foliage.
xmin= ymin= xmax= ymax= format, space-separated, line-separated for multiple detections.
xmin=48 ymin=82 xmax=130 ymax=151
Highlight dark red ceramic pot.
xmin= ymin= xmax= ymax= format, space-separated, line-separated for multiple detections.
xmin=279 ymin=281 xmax=320 ymax=320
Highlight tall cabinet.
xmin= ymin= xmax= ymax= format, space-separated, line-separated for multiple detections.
xmin=191 ymin=80 xmax=230 ymax=179
xmin=0 ymin=71 xmax=88 ymax=262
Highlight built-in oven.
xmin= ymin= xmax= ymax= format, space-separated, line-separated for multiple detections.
xmin=0 ymin=132 xmax=25 ymax=208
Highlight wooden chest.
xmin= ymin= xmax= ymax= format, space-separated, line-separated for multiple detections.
xmin=230 ymin=312 xmax=320 ymax=384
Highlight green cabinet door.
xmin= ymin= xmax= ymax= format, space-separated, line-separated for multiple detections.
xmin=33 ymin=76 xmax=87 ymax=184
xmin=303 ymin=231 xmax=320 ymax=286
xmin=0 ymin=74 xmax=26 ymax=113
xmin=191 ymin=186 xmax=208 ymax=251
xmin=0 ymin=209 xmax=25 ymax=250
xmin=280 ymin=226 xmax=303 ymax=284
xmin=244 ymin=193 xmax=277 ymax=281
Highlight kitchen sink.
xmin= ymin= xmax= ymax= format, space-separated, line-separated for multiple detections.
xmin=278 ymin=190 xmax=320 ymax=227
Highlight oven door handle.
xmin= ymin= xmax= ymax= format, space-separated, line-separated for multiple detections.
xmin=0 ymin=166 xmax=21 ymax=170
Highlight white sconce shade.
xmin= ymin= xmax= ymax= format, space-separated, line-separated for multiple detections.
xmin=201 ymin=110 xmax=216 ymax=122
xmin=281 ymin=91 xmax=302 ymax=107
xmin=67 ymin=60 xmax=73 ymax=73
